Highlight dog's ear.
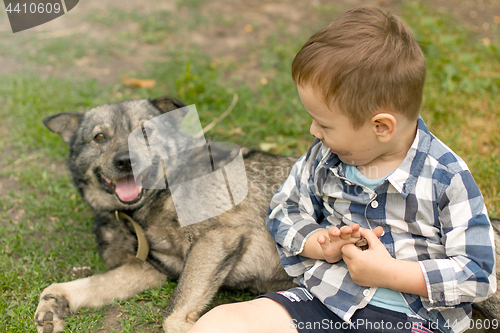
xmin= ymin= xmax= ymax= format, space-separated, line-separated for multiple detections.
xmin=149 ymin=96 xmax=188 ymax=127
xmin=43 ymin=112 xmax=83 ymax=145
xmin=149 ymin=96 xmax=186 ymax=113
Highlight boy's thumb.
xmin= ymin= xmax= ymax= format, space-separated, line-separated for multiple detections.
xmin=360 ymin=226 xmax=384 ymax=244
xmin=373 ymin=226 xmax=384 ymax=238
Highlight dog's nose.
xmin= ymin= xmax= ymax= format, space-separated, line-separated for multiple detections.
xmin=114 ymin=153 xmax=132 ymax=172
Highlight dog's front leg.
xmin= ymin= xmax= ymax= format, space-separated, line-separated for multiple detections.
xmin=35 ymin=259 xmax=166 ymax=333
xmin=162 ymin=229 xmax=246 ymax=333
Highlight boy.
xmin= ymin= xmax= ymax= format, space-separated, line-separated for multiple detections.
xmin=188 ymin=5 xmax=496 ymax=333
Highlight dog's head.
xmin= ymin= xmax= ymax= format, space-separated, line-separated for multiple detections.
xmin=43 ymin=96 xmax=190 ymax=212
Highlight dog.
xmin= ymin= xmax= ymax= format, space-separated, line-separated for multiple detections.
xmin=34 ymin=96 xmax=297 ymax=333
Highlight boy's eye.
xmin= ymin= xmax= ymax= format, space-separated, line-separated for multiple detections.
xmin=94 ymin=133 xmax=107 ymax=142
xmin=315 ymin=121 xmax=326 ymax=129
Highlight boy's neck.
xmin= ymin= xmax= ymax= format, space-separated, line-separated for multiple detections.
xmin=356 ymin=121 xmax=418 ymax=180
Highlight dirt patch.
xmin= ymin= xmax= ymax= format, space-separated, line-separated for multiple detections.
xmin=0 ymin=152 xmax=70 ymax=227
xmin=432 ymin=0 xmax=500 ymax=45
xmin=0 ymin=123 xmax=23 ymax=227
xmin=1 ymin=203 xmax=25 ymax=226
xmin=1 ymin=0 xmax=497 ymax=85
xmin=97 ymin=305 xmax=164 ymax=333
xmin=98 ymin=307 xmax=126 ymax=333
xmin=0 ymin=176 xmax=19 ymax=196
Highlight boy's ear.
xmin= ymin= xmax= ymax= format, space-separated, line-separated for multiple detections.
xmin=371 ymin=113 xmax=397 ymax=143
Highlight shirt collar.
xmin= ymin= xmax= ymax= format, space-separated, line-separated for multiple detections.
xmin=322 ymin=117 xmax=432 ymax=198
xmin=386 ymin=117 xmax=431 ymax=198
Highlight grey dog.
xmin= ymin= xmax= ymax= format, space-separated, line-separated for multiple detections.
xmin=35 ymin=96 xmax=296 ymax=333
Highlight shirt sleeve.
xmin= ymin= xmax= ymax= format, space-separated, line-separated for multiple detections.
xmin=265 ymin=139 xmax=326 ymax=277
xmin=419 ymin=170 xmax=497 ymax=309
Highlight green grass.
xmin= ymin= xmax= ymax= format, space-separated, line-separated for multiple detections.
xmin=87 ymin=9 xmax=176 ymax=45
xmin=403 ymin=2 xmax=500 ymax=216
xmin=85 ymin=5 xmax=215 ymax=45
xmin=0 ymin=1 xmax=499 ymax=332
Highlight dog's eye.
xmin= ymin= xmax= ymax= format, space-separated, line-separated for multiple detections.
xmin=94 ymin=133 xmax=107 ymax=142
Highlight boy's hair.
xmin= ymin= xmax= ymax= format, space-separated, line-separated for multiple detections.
xmin=292 ymin=5 xmax=426 ymax=128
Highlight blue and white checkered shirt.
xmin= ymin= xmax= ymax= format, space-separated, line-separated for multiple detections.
xmin=266 ymin=118 xmax=496 ymax=333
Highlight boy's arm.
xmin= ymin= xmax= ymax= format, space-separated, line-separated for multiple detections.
xmin=343 ymin=170 xmax=496 ymax=305
xmin=417 ymin=171 xmax=496 ymax=307
xmin=265 ymin=140 xmax=328 ymax=275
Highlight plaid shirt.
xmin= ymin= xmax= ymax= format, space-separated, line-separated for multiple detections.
xmin=266 ymin=118 xmax=496 ymax=333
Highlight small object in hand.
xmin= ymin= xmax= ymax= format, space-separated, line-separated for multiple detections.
xmin=355 ymin=238 xmax=368 ymax=250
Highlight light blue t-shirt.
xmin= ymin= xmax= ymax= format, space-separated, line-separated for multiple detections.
xmin=343 ymin=163 xmax=413 ymax=315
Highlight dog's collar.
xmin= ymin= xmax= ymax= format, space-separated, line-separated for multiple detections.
xmin=114 ymin=211 xmax=150 ymax=262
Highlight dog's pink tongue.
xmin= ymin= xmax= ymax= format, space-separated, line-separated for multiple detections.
xmin=115 ymin=176 xmax=140 ymax=202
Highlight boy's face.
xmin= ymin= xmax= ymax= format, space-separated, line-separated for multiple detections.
xmin=297 ymin=84 xmax=385 ymax=167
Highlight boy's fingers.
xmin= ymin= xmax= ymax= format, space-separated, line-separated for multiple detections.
xmin=329 ymin=227 xmax=343 ymax=241
xmin=317 ymin=235 xmax=326 ymax=244
xmin=340 ymin=243 xmax=359 ymax=258
xmin=360 ymin=227 xmax=383 ymax=245
xmin=351 ymin=225 xmax=361 ymax=238
xmin=339 ymin=226 xmax=353 ymax=240
xmin=373 ymin=226 xmax=384 ymax=238
xmin=340 ymin=233 xmax=351 ymax=240
xmin=340 ymin=225 xmax=352 ymax=233
xmin=329 ymin=226 xmax=340 ymax=237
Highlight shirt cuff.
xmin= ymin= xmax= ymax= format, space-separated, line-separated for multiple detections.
xmin=277 ymin=245 xmax=318 ymax=277
xmin=419 ymin=259 xmax=460 ymax=309
xmin=284 ymin=220 xmax=326 ymax=255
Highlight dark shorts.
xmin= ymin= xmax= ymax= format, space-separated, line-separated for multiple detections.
xmin=258 ymin=287 xmax=439 ymax=333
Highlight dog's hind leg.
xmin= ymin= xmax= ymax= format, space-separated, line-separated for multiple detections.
xmin=162 ymin=229 xmax=247 ymax=333
xmin=35 ymin=260 xmax=166 ymax=333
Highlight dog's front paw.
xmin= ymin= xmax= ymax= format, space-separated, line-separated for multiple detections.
xmin=162 ymin=314 xmax=195 ymax=333
xmin=34 ymin=294 xmax=70 ymax=333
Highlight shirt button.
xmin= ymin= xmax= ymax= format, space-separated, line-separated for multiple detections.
xmin=370 ymin=200 xmax=379 ymax=209
xmin=363 ymin=289 xmax=371 ymax=297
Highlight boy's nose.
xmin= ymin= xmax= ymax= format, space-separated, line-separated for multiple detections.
xmin=310 ymin=122 xmax=323 ymax=140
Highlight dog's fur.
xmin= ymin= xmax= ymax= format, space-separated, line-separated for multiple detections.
xmin=35 ymin=96 xmax=296 ymax=333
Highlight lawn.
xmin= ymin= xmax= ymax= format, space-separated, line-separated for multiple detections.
xmin=0 ymin=1 xmax=499 ymax=332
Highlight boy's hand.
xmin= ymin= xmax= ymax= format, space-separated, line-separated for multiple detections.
xmin=340 ymin=226 xmax=391 ymax=287
xmin=341 ymin=227 xmax=429 ymax=297
xmin=317 ymin=224 xmax=362 ymax=263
